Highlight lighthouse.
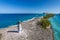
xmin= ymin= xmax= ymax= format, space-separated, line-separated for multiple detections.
xmin=18 ymin=21 xmax=22 ymax=33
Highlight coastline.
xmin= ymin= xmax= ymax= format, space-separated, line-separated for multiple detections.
xmin=0 ymin=16 xmax=54 ymax=40
xmin=23 ymin=16 xmax=43 ymax=22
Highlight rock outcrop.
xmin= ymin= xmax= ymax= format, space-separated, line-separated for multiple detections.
xmin=0 ymin=17 xmax=54 ymax=40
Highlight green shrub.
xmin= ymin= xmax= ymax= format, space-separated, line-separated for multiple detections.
xmin=36 ymin=19 xmax=51 ymax=29
xmin=40 ymin=19 xmax=51 ymax=29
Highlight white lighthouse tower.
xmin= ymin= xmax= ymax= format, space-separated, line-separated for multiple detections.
xmin=18 ymin=21 xmax=22 ymax=33
xmin=19 ymin=23 xmax=22 ymax=33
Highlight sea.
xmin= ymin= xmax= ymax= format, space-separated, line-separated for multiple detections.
xmin=0 ymin=14 xmax=60 ymax=40
xmin=49 ymin=14 xmax=60 ymax=40
xmin=0 ymin=14 xmax=44 ymax=28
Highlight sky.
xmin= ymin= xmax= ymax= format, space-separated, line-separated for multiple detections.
xmin=0 ymin=0 xmax=60 ymax=13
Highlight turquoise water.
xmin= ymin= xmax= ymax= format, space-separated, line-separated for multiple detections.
xmin=49 ymin=14 xmax=60 ymax=40
xmin=0 ymin=14 xmax=60 ymax=40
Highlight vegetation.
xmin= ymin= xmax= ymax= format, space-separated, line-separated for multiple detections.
xmin=36 ymin=14 xmax=54 ymax=29
xmin=37 ymin=19 xmax=51 ymax=29
xmin=43 ymin=14 xmax=54 ymax=19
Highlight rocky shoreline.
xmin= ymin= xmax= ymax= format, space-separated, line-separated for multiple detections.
xmin=0 ymin=16 xmax=54 ymax=40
